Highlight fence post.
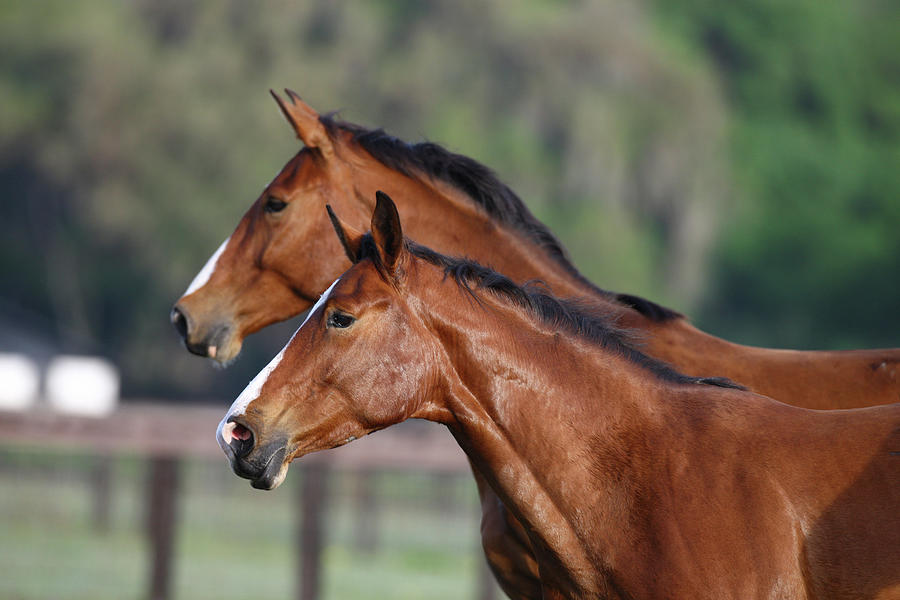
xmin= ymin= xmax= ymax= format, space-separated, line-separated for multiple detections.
xmin=91 ymin=452 xmax=113 ymax=533
xmin=296 ymin=459 xmax=330 ymax=600
xmin=352 ymin=468 xmax=377 ymax=554
xmin=145 ymin=456 xmax=180 ymax=600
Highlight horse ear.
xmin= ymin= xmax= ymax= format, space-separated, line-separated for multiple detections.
xmin=326 ymin=205 xmax=363 ymax=264
xmin=371 ymin=191 xmax=404 ymax=276
xmin=270 ymin=89 xmax=334 ymax=158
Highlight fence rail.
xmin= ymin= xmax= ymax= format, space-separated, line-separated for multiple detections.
xmin=0 ymin=402 xmax=494 ymax=600
xmin=0 ymin=402 xmax=470 ymax=470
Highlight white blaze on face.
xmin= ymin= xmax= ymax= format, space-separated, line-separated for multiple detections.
xmin=184 ymin=237 xmax=230 ymax=296
xmin=216 ymin=278 xmax=342 ymax=447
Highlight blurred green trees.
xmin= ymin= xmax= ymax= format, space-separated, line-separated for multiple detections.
xmin=654 ymin=0 xmax=900 ymax=348
xmin=0 ymin=0 xmax=896 ymax=397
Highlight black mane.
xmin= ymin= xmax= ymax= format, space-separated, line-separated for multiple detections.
xmin=613 ymin=293 xmax=682 ymax=322
xmin=319 ymin=115 xmax=681 ymax=324
xmin=357 ymin=235 xmax=741 ymax=391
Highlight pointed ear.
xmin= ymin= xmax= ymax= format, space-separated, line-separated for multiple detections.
xmin=371 ymin=191 xmax=404 ymax=276
xmin=270 ymin=89 xmax=334 ymax=158
xmin=326 ymin=205 xmax=363 ymax=264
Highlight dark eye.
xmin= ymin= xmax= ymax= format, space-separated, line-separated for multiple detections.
xmin=264 ymin=196 xmax=287 ymax=213
xmin=327 ymin=311 xmax=355 ymax=329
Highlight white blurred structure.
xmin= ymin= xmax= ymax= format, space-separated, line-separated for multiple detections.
xmin=0 ymin=353 xmax=40 ymax=411
xmin=46 ymin=356 xmax=119 ymax=417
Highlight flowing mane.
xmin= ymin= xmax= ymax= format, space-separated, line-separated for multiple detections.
xmin=356 ymin=233 xmax=738 ymax=390
xmin=320 ymin=115 xmax=682 ymax=324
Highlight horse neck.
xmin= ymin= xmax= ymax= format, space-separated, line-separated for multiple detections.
xmin=416 ymin=277 xmax=686 ymax=596
xmin=408 ymin=271 xmax=900 ymax=597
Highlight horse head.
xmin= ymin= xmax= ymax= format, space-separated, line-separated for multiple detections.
xmin=215 ymin=192 xmax=442 ymax=489
xmin=171 ymin=91 xmax=378 ymax=364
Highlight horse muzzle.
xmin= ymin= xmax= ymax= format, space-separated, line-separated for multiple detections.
xmin=170 ymin=303 xmax=239 ymax=363
xmin=216 ymin=416 xmax=290 ymax=490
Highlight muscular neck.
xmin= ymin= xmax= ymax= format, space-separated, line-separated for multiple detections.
xmin=418 ymin=280 xmax=676 ymax=597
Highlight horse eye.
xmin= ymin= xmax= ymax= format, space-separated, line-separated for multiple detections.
xmin=264 ymin=197 xmax=287 ymax=213
xmin=327 ymin=311 xmax=355 ymax=329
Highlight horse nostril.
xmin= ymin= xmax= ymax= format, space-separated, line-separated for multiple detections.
xmin=171 ymin=306 xmax=189 ymax=340
xmin=225 ymin=420 xmax=255 ymax=459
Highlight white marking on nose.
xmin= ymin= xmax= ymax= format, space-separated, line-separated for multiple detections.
xmin=184 ymin=237 xmax=230 ymax=296
xmin=221 ymin=421 xmax=237 ymax=443
xmin=216 ymin=278 xmax=342 ymax=442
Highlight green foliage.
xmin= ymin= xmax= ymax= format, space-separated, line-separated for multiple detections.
xmin=0 ymin=0 xmax=729 ymax=396
xmin=654 ymin=0 xmax=900 ymax=349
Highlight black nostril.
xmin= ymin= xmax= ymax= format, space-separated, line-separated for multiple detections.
xmin=226 ymin=419 xmax=255 ymax=459
xmin=171 ymin=306 xmax=189 ymax=340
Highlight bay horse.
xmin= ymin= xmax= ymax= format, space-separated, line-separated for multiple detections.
xmin=217 ymin=193 xmax=900 ymax=600
xmin=172 ymin=89 xmax=900 ymax=408
xmin=175 ymin=90 xmax=900 ymax=598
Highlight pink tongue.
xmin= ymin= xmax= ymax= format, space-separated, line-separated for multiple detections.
xmin=231 ymin=424 xmax=252 ymax=441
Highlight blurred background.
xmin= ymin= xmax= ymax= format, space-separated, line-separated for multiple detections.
xmin=0 ymin=0 xmax=897 ymax=599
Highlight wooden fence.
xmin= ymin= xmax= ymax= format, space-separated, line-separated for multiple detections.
xmin=0 ymin=402 xmax=498 ymax=600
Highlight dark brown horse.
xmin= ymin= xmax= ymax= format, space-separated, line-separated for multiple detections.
xmin=217 ymin=193 xmax=900 ymax=599
xmin=176 ymin=91 xmax=900 ymax=598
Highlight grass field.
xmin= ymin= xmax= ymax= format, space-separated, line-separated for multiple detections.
xmin=0 ymin=448 xmax=497 ymax=600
